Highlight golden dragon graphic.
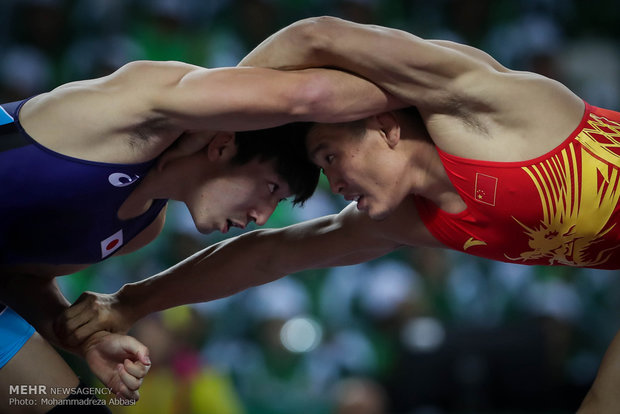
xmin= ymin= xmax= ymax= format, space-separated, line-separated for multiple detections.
xmin=506 ymin=113 xmax=620 ymax=266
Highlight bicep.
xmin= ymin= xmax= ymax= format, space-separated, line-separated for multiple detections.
xmin=152 ymin=66 xmax=324 ymax=131
xmin=156 ymin=65 xmax=402 ymax=130
xmin=428 ymin=40 xmax=508 ymax=72
xmin=69 ymin=61 xmax=309 ymax=132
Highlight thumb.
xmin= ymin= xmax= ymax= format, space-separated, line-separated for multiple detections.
xmin=121 ymin=336 xmax=151 ymax=365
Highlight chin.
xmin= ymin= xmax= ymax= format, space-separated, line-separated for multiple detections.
xmin=194 ymin=222 xmax=215 ymax=235
xmin=367 ymin=206 xmax=392 ymax=221
xmin=367 ymin=197 xmax=402 ymax=220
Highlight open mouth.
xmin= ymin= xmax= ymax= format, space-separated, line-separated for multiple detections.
xmin=356 ymin=195 xmax=368 ymax=211
xmin=224 ymin=219 xmax=245 ymax=233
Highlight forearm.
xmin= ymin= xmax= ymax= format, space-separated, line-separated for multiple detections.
xmin=241 ymin=16 xmax=477 ymax=109
xmin=240 ymin=19 xmax=407 ymax=119
xmin=241 ymin=17 xmax=392 ymax=76
xmin=118 ymin=229 xmax=289 ymax=322
xmin=578 ymin=329 xmax=620 ymax=412
xmin=164 ymin=65 xmax=404 ymax=131
xmin=241 ymin=17 xmax=412 ymax=103
xmin=293 ymin=68 xmax=406 ymax=123
xmin=118 ymin=211 xmax=400 ymax=324
xmin=0 ymin=273 xmax=71 ymax=350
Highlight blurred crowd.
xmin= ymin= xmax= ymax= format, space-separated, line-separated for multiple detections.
xmin=3 ymin=0 xmax=620 ymax=413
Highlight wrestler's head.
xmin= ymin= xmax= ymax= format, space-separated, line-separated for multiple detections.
xmin=161 ymin=124 xmax=318 ymax=234
xmin=305 ymin=108 xmax=429 ymax=220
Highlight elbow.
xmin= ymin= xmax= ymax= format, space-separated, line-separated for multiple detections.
xmin=283 ymin=16 xmax=342 ymax=61
xmin=288 ymin=16 xmax=339 ymax=59
xmin=286 ymin=71 xmax=334 ymax=120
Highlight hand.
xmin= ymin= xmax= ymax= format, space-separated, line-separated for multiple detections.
xmin=82 ymin=331 xmax=151 ymax=401
xmin=55 ymin=291 xmax=135 ymax=348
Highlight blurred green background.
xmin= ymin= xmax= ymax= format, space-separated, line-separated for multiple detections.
xmin=3 ymin=0 xmax=620 ymax=413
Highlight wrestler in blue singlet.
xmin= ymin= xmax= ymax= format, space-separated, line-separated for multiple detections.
xmin=0 ymin=98 xmax=167 ymax=366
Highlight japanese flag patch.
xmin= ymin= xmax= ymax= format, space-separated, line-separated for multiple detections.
xmin=101 ymin=229 xmax=123 ymax=258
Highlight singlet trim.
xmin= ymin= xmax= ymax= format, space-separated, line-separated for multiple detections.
xmin=435 ymin=100 xmax=590 ymax=168
xmin=413 ymin=195 xmax=463 ymax=248
xmin=436 ymin=204 xmax=469 ymax=219
xmin=417 ymin=100 xmax=593 ymax=249
xmin=10 ymin=97 xmax=157 ymax=169
xmin=414 ymin=193 xmax=471 ymax=224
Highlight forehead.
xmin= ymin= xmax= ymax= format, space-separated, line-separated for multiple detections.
xmin=305 ymin=124 xmax=359 ymax=154
xmin=230 ymin=157 xmax=279 ymax=179
xmin=251 ymin=158 xmax=292 ymax=190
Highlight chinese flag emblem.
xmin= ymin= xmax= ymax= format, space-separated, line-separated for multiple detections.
xmin=474 ymin=173 xmax=497 ymax=206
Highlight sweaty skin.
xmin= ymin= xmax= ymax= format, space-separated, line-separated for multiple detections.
xmin=59 ymin=17 xmax=620 ymax=412
xmin=1 ymin=57 xmax=401 ymax=406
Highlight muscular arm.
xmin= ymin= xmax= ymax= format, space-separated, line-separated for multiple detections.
xmin=59 ymin=202 xmax=429 ymax=342
xmin=578 ymin=330 xmax=620 ymax=413
xmin=24 ymin=60 xmax=404 ymax=161
xmin=240 ymin=16 xmax=493 ymax=110
xmin=240 ymin=16 xmax=585 ymax=159
xmin=121 ymin=203 xmax=402 ymax=320
xmin=149 ymin=63 xmax=405 ymax=130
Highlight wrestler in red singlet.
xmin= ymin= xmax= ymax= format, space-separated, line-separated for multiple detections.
xmin=415 ymin=102 xmax=620 ymax=269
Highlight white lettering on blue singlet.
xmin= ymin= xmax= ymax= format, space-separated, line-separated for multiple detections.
xmin=108 ymin=172 xmax=140 ymax=187
xmin=0 ymin=106 xmax=14 ymax=126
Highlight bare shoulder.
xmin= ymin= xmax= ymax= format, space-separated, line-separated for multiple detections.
xmin=18 ymin=61 xmax=194 ymax=163
xmin=425 ymin=67 xmax=585 ymax=161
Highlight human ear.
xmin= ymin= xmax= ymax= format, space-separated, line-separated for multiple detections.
xmin=375 ymin=112 xmax=400 ymax=148
xmin=207 ymin=132 xmax=237 ymax=162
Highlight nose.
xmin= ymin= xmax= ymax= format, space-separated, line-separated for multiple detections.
xmin=327 ymin=175 xmax=345 ymax=195
xmin=248 ymin=200 xmax=278 ymax=226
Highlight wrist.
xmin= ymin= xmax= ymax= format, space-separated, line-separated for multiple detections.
xmin=116 ymin=283 xmax=145 ymax=328
xmin=78 ymin=330 xmax=110 ymax=358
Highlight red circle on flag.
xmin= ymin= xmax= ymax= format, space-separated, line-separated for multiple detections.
xmin=106 ymin=239 xmax=119 ymax=250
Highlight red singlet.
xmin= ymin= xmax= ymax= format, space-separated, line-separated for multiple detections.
xmin=414 ymin=102 xmax=620 ymax=269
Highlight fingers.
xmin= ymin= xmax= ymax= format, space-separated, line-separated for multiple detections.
xmin=65 ymin=291 xmax=96 ymax=320
xmin=124 ymin=358 xmax=151 ymax=380
xmin=63 ymin=317 xmax=102 ymax=347
xmin=115 ymin=359 xmax=149 ymax=401
xmin=117 ymin=335 xmax=151 ymax=399
xmin=119 ymin=363 xmax=143 ymax=392
xmin=120 ymin=336 xmax=151 ymax=367
xmin=55 ymin=292 xmax=99 ymax=346
xmin=112 ymin=365 xmax=141 ymax=401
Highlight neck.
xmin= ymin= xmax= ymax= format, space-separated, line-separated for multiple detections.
xmin=407 ymin=141 xmax=465 ymax=214
xmin=118 ymin=168 xmax=169 ymax=220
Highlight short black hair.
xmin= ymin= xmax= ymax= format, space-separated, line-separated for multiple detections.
xmin=233 ymin=123 xmax=318 ymax=206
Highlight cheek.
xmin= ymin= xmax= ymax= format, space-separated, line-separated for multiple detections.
xmin=193 ymin=179 xmax=238 ymax=211
xmin=369 ymin=154 xmax=397 ymax=184
xmin=340 ymin=159 xmax=367 ymax=184
xmin=228 ymin=179 xmax=263 ymax=205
